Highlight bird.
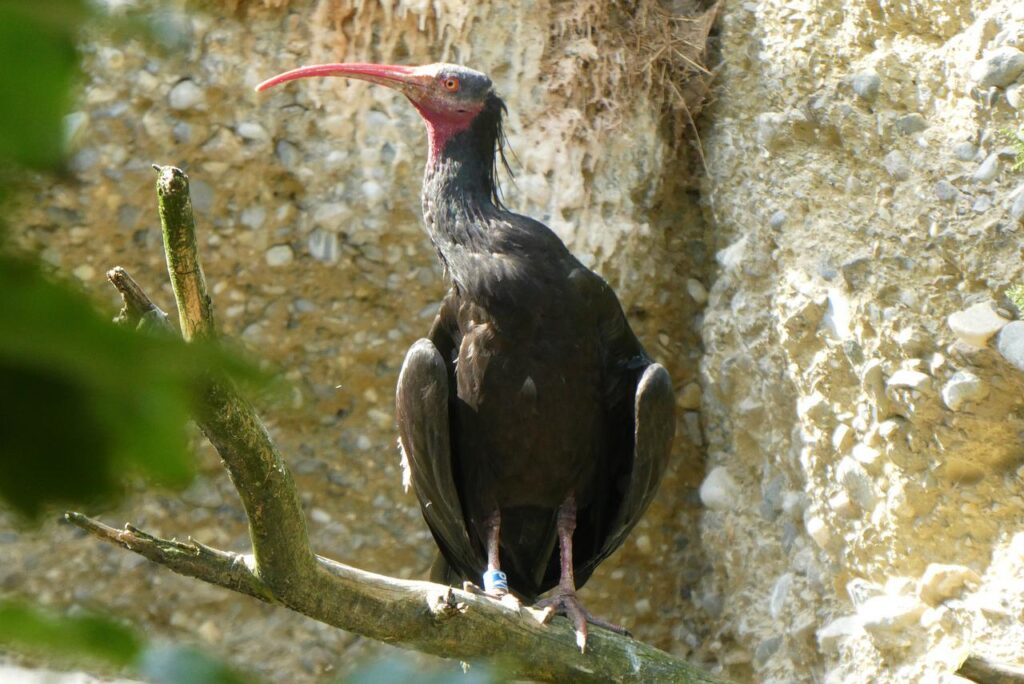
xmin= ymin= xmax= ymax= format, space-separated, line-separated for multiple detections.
xmin=257 ymin=62 xmax=675 ymax=651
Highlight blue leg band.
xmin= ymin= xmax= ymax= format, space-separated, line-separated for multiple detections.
xmin=483 ymin=569 xmax=508 ymax=593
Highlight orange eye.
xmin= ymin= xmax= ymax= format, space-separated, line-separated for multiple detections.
xmin=443 ymin=77 xmax=460 ymax=92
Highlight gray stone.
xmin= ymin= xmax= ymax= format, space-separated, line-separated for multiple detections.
xmin=969 ymin=47 xmax=1024 ymax=88
xmin=1011 ymin=186 xmax=1024 ymax=222
xmin=189 ymin=179 xmax=215 ymax=214
xmin=1008 ymin=83 xmax=1024 ymax=110
xmin=836 ymin=456 xmax=875 ymax=510
xmin=996 ymin=321 xmax=1024 ymax=372
xmin=770 ymin=573 xmax=793 ymax=619
xmin=240 ymin=206 xmax=266 ymax=230
xmin=172 ymin=121 xmax=192 ymax=144
xmin=275 ymin=139 xmax=300 ymax=167
xmin=883 ymin=150 xmax=910 ymax=180
xmin=851 ymin=71 xmax=881 ymax=101
xmin=686 ymin=279 xmax=708 ymax=305
xmin=308 ymin=228 xmax=339 ymax=263
xmin=265 ymin=244 xmax=294 ymax=267
xmin=972 ymin=153 xmax=1000 ymax=182
xmin=953 ymin=142 xmax=977 ymax=161
xmin=754 ymin=636 xmax=782 ymax=667
xmin=168 ymin=79 xmax=205 ymax=110
xmin=972 ymin=194 xmax=993 ymax=213
xmin=237 ymin=121 xmax=269 ymax=142
xmin=699 ymin=466 xmax=741 ymax=511
xmin=934 ymin=180 xmax=959 ymax=202
xmin=948 ymin=301 xmax=1010 ymax=347
xmin=941 ymin=371 xmax=989 ymax=410
xmin=769 ymin=209 xmax=788 ymax=229
xmin=895 ymin=114 xmax=927 ymax=135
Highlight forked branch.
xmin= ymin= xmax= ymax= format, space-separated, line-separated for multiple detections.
xmin=70 ymin=165 xmax=725 ymax=683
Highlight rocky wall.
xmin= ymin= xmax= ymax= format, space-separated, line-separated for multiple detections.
xmin=699 ymin=0 xmax=1024 ymax=681
xmin=2 ymin=0 xmax=712 ymax=680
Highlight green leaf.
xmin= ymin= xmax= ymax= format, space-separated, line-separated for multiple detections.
xmin=0 ymin=0 xmax=89 ymax=169
xmin=0 ymin=600 xmax=142 ymax=667
xmin=0 ymin=255 xmax=264 ymax=519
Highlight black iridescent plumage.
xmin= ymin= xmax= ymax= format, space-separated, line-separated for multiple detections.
xmin=394 ymin=69 xmax=674 ymax=608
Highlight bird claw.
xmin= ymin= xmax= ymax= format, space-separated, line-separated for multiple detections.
xmin=534 ymin=592 xmax=631 ymax=653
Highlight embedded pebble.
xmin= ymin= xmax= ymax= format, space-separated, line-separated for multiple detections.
xmin=1011 ymin=186 xmax=1024 ymax=222
xmin=168 ymin=79 xmax=205 ymax=110
xmin=190 ymin=179 xmax=215 ymax=214
xmin=699 ymin=466 xmax=741 ymax=511
xmin=953 ymin=142 xmax=977 ymax=161
xmin=852 ymin=443 xmax=880 ymax=465
xmin=768 ymin=210 xmax=788 ymax=229
xmin=996 ymin=321 xmax=1024 ymax=372
xmin=895 ymin=114 xmax=927 ymax=135
xmin=836 ymin=457 xmax=875 ymax=510
xmin=883 ymin=151 xmax=910 ymax=180
xmin=917 ymin=563 xmax=980 ymax=605
xmin=972 ymin=153 xmax=1000 ymax=182
xmin=1008 ymin=83 xmax=1024 ymax=110
xmin=817 ymin=616 xmax=863 ymax=653
xmin=934 ymin=180 xmax=959 ymax=202
xmin=972 ymin=195 xmax=993 ymax=213
xmin=236 ymin=121 xmax=269 ymax=142
xmin=265 ymin=244 xmax=294 ymax=267
xmin=805 ymin=515 xmax=832 ymax=549
xmin=858 ymin=595 xmax=925 ymax=647
xmin=948 ymin=301 xmax=1010 ymax=347
xmin=886 ymin=369 xmax=930 ymax=390
xmin=969 ymin=47 xmax=1024 ymax=88
xmin=941 ymin=370 xmax=988 ymax=410
xmin=308 ymin=228 xmax=339 ymax=263
xmin=72 ymin=264 xmax=95 ymax=281
xmin=686 ymin=278 xmax=708 ymax=305
xmin=240 ymin=206 xmax=266 ymax=229
xmin=770 ymin=573 xmax=793 ymax=620
xmin=851 ymin=71 xmax=881 ymax=101
xmin=754 ymin=636 xmax=782 ymax=667
xmin=275 ymin=139 xmax=300 ymax=167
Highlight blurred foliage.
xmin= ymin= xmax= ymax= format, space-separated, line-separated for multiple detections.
xmin=1007 ymin=283 xmax=1024 ymax=313
xmin=0 ymin=0 xmax=267 ymax=522
xmin=0 ymin=599 xmax=253 ymax=683
xmin=0 ymin=254 xmax=265 ymax=518
xmin=0 ymin=2 xmax=272 ymax=682
xmin=0 ymin=599 xmax=141 ymax=667
xmin=0 ymin=0 xmax=87 ymax=170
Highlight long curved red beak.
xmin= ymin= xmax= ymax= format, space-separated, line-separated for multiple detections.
xmin=255 ymin=63 xmax=429 ymax=94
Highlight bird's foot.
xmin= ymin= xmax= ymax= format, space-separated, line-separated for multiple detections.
xmin=534 ymin=592 xmax=630 ymax=653
xmin=461 ymin=580 xmax=521 ymax=610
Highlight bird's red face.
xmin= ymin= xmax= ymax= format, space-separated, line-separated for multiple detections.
xmin=256 ymin=62 xmax=494 ymax=156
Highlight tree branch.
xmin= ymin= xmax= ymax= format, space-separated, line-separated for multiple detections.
xmin=72 ymin=165 xmax=725 ymax=683
xmin=153 ymin=165 xmax=317 ymax=594
xmin=106 ymin=266 xmax=172 ymax=334
xmin=65 ymin=512 xmax=721 ymax=683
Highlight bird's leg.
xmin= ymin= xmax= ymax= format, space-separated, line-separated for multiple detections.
xmin=535 ymin=493 xmax=629 ymax=653
xmin=462 ymin=509 xmax=519 ymax=608
xmin=482 ymin=509 xmax=509 ymax=596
